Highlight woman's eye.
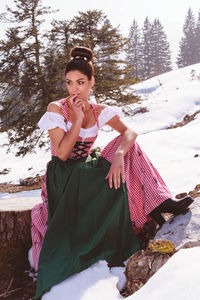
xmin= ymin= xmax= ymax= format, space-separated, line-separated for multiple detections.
xmin=79 ymin=81 xmax=84 ymax=85
xmin=66 ymin=81 xmax=70 ymax=85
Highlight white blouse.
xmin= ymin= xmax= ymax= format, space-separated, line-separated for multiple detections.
xmin=38 ymin=106 xmax=122 ymax=139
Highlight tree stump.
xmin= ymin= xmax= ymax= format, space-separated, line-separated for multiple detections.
xmin=0 ymin=196 xmax=42 ymax=283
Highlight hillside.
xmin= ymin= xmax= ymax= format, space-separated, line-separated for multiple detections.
xmin=0 ymin=63 xmax=200 ymax=300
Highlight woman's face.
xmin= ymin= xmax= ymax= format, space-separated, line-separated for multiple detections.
xmin=66 ymin=70 xmax=94 ymax=101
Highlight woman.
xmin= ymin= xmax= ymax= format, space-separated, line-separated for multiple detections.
xmin=32 ymin=46 xmax=193 ymax=299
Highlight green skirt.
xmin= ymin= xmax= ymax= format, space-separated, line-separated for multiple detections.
xmin=36 ymin=155 xmax=140 ymax=299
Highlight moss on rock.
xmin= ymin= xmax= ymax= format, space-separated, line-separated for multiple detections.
xmin=147 ymin=239 xmax=175 ymax=254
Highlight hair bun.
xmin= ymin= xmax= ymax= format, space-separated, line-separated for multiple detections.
xmin=70 ymin=46 xmax=94 ymax=62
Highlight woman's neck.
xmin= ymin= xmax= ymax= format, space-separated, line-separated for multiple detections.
xmin=83 ymin=102 xmax=92 ymax=112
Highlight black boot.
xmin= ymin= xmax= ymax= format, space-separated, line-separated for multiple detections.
xmin=154 ymin=196 xmax=194 ymax=215
xmin=149 ymin=210 xmax=166 ymax=225
xmin=149 ymin=196 xmax=194 ymax=225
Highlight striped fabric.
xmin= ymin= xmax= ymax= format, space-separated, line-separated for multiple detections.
xmin=31 ymin=98 xmax=172 ymax=271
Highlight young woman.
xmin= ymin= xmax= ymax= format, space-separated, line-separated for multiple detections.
xmin=31 ymin=46 xmax=193 ymax=299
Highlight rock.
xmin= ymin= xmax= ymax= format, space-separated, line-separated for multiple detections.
xmin=189 ymin=190 xmax=200 ymax=199
xmin=137 ymin=220 xmax=159 ymax=249
xmin=154 ymin=197 xmax=200 ymax=249
xmin=181 ymin=240 xmax=200 ymax=249
xmin=0 ymin=168 xmax=11 ymax=175
xmin=0 ymin=175 xmax=44 ymax=193
xmin=122 ymin=198 xmax=200 ymax=297
xmin=168 ymin=109 xmax=200 ymax=129
xmin=183 ymin=114 xmax=189 ymax=121
xmin=19 ymin=175 xmax=43 ymax=186
xmin=175 ymin=192 xmax=188 ymax=199
xmin=122 ymin=106 xmax=149 ymax=117
xmin=188 ymin=184 xmax=200 ymax=199
xmin=122 ymin=239 xmax=175 ymax=297
xmin=174 ymin=186 xmax=200 ymax=201
xmin=194 ymin=184 xmax=200 ymax=190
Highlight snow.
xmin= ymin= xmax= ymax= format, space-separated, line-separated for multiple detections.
xmin=1 ymin=63 xmax=200 ymax=299
xmin=0 ymin=132 xmax=50 ymax=184
xmin=42 ymin=261 xmax=125 ymax=300
xmin=0 ymin=189 xmax=41 ymax=200
xmin=36 ymin=247 xmax=200 ymax=300
xmin=127 ymin=247 xmax=200 ymax=300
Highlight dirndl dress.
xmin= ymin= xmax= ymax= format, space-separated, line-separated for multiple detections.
xmin=31 ymin=98 xmax=173 ymax=299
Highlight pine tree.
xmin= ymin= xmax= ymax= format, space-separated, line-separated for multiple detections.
xmin=150 ymin=19 xmax=172 ymax=77
xmin=42 ymin=20 xmax=75 ymax=103
xmin=177 ymin=8 xmax=197 ymax=68
xmin=195 ymin=10 xmax=200 ymax=63
xmin=0 ymin=3 xmax=139 ymax=156
xmin=139 ymin=17 xmax=171 ymax=78
xmin=0 ymin=0 xmax=62 ymax=155
xmin=126 ymin=19 xmax=143 ymax=79
xmin=140 ymin=17 xmax=153 ymax=78
xmin=70 ymin=10 xmax=138 ymax=102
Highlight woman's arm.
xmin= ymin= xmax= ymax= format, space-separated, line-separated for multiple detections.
xmin=47 ymin=96 xmax=84 ymax=161
xmin=105 ymin=115 xmax=138 ymax=189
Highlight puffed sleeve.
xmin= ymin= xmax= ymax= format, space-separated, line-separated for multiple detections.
xmin=98 ymin=106 xmax=123 ymax=128
xmin=38 ymin=112 xmax=68 ymax=132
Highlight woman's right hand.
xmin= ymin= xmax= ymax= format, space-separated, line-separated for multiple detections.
xmin=47 ymin=97 xmax=85 ymax=161
xmin=68 ymin=94 xmax=85 ymax=123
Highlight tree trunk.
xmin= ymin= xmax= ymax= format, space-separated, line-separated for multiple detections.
xmin=0 ymin=196 xmax=41 ymax=281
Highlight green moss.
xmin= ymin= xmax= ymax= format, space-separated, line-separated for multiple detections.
xmin=147 ymin=239 xmax=175 ymax=254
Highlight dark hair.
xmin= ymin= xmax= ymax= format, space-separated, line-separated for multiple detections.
xmin=65 ymin=46 xmax=94 ymax=80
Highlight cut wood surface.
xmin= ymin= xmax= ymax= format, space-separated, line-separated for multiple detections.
xmin=0 ymin=197 xmax=42 ymax=211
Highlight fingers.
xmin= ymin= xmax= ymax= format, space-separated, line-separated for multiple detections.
xmin=75 ymin=99 xmax=84 ymax=109
xmin=68 ymin=94 xmax=77 ymax=105
xmin=105 ymin=172 xmax=113 ymax=189
xmin=73 ymin=98 xmax=83 ymax=107
xmin=69 ymin=95 xmax=84 ymax=110
xmin=105 ymin=168 xmax=125 ymax=189
xmin=121 ymin=172 xmax=125 ymax=184
xmin=114 ymin=171 xmax=121 ymax=189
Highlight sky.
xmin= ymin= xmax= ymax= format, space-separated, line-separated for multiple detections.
xmin=0 ymin=0 xmax=200 ymax=65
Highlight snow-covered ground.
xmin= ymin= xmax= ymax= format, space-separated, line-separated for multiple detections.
xmin=1 ymin=63 xmax=200 ymax=299
xmin=38 ymin=246 xmax=200 ymax=300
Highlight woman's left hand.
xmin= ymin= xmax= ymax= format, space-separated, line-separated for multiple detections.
xmin=105 ymin=152 xmax=125 ymax=189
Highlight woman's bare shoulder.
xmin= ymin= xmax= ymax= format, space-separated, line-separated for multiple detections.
xmin=96 ymin=103 xmax=108 ymax=115
xmin=47 ymin=101 xmax=63 ymax=115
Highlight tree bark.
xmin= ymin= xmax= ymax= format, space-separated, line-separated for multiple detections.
xmin=0 ymin=197 xmax=41 ymax=281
